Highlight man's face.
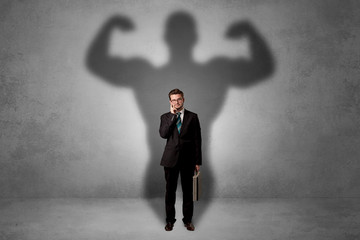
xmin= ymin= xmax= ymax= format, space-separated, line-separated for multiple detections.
xmin=169 ymin=94 xmax=184 ymax=110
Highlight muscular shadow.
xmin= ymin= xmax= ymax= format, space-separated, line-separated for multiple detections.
xmin=86 ymin=11 xmax=274 ymax=223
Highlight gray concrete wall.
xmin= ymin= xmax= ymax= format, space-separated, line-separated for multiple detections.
xmin=1 ymin=0 xmax=359 ymax=198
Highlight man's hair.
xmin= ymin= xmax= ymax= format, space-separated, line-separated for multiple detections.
xmin=168 ymin=88 xmax=184 ymax=100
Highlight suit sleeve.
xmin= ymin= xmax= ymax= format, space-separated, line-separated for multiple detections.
xmin=159 ymin=113 xmax=177 ymax=139
xmin=194 ymin=114 xmax=202 ymax=166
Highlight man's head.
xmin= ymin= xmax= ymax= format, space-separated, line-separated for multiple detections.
xmin=168 ymin=88 xmax=185 ymax=111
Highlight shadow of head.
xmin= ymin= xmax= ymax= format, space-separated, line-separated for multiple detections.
xmin=164 ymin=11 xmax=197 ymax=55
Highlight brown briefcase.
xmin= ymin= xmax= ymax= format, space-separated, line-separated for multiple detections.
xmin=193 ymin=171 xmax=201 ymax=201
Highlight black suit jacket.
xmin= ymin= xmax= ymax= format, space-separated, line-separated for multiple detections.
xmin=159 ymin=109 xmax=202 ymax=168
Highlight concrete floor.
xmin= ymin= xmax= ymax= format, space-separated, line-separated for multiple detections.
xmin=0 ymin=198 xmax=359 ymax=240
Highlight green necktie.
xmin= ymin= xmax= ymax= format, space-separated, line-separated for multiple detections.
xmin=176 ymin=112 xmax=182 ymax=133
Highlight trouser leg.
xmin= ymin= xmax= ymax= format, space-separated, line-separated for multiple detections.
xmin=180 ymin=166 xmax=194 ymax=224
xmin=164 ymin=166 xmax=179 ymax=223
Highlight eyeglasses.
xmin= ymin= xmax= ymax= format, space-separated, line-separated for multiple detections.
xmin=170 ymin=98 xmax=183 ymax=103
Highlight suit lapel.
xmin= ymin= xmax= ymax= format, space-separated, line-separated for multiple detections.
xmin=169 ymin=112 xmax=181 ymax=137
xmin=180 ymin=109 xmax=191 ymax=135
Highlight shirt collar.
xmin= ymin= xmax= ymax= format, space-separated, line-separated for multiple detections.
xmin=178 ymin=108 xmax=185 ymax=122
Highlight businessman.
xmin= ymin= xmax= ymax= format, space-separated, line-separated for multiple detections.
xmin=159 ymin=89 xmax=202 ymax=231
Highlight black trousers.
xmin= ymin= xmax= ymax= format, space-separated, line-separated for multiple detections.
xmin=164 ymin=164 xmax=194 ymax=224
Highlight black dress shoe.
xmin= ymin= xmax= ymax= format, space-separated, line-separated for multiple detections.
xmin=165 ymin=222 xmax=174 ymax=231
xmin=184 ymin=222 xmax=195 ymax=231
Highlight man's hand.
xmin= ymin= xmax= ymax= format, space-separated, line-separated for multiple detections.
xmin=195 ymin=165 xmax=200 ymax=172
xmin=170 ymin=104 xmax=177 ymax=114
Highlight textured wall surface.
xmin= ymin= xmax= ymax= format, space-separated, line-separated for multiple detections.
xmin=1 ymin=0 xmax=359 ymax=198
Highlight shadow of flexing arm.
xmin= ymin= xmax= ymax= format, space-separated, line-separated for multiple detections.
xmin=86 ymin=11 xmax=274 ymax=223
xmin=86 ymin=15 xmax=152 ymax=86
